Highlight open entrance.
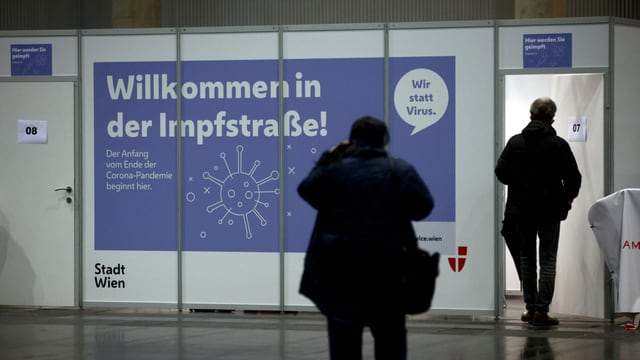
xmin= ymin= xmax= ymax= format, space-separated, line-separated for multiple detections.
xmin=501 ymin=73 xmax=607 ymax=319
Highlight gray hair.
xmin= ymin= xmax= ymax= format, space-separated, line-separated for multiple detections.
xmin=529 ymin=97 xmax=557 ymax=122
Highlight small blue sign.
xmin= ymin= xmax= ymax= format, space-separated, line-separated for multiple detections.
xmin=523 ymin=33 xmax=572 ymax=68
xmin=11 ymin=44 xmax=53 ymax=76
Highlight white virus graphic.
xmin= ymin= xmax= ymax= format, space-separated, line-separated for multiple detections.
xmin=201 ymin=145 xmax=280 ymax=239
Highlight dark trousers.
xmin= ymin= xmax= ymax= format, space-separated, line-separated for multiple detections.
xmin=326 ymin=313 xmax=407 ymax=360
xmin=514 ymin=218 xmax=561 ymax=314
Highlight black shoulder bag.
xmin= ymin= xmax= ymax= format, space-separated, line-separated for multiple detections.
xmin=389 ymin=158 xmax=440 ymax=315
xmin=400 ymin=245 xmax=440 ymax=314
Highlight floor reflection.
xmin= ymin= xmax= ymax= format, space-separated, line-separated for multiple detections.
xmin=521 ymin=336 xmax=554 ymax=359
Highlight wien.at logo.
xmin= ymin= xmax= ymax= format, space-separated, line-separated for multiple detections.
xmin=448 ymin=246 xmax=468 ymax=272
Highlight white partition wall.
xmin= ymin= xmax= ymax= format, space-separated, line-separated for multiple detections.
xmin=282 ymin=27 xmax=386 ymax=309
xmin=498 ymin=22 xmax=609 ymax=70
xmin=179 ymin=29 xmax=281 ymax=309
xmin=499 ymin=19 xmax=610 ymax=318
xmin=82 ymin=32 xmax=179 ymax=306
xmin=2 ymin=18 xmax=639 ymax=315
xmin=613 ymin=23 xmax=640 ymax=191
xmin=0 ymin=33 xmax=78 ymax=76
xmin=0 ymin=32 xmax=79 ymax=307
xmin=607 ymin=21 xmax=640 ymax=318
xmin=389 ymin=23 xmax=496 ymax=314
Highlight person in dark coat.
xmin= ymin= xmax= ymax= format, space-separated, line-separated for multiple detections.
xmin=495 ymin=97 xmax=582 ymax=326
xmin=298 ymin=116 xmax=434 ymax=360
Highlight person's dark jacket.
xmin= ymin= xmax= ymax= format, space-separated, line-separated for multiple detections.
xmin=495 ymin=119 xmax=582 ymax=221
xmin=298 ymin=145 xmax=433 ymax=320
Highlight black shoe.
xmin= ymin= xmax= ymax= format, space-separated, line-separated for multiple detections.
xmin=532 ymin=312 xmax=559 ymax=326
xmin=521 ymin=311 xmax=534 ymax=323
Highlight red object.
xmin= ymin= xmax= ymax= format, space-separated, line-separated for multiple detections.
xmin=448 ymin=246 xmax=468 ymax=272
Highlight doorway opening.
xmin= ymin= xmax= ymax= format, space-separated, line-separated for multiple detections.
xmin=500 ymin=72 xmax=607 ymax=319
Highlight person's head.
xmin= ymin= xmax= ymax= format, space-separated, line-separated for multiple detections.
xmin=529 ymin=97 xmax=557 ymax=123
xmin=349 ymin=116 xmax=389 ymax=148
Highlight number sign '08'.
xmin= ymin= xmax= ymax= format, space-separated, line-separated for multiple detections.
xmin=17 ymin=120 xmax=48 ymax=144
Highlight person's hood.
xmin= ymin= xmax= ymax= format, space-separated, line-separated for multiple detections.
xmin=521 ymin=119 xmax=556 ymax=141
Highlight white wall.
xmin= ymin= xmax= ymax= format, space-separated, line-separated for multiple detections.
xmin=0 ymin=35 xmax=77 ymax=76
xmin=390 ymin=26 xmax=496 ymax=314
xmin=499 ymin=23 xmax=609 ymax=69
xmin=2 ymin=19 xmax=638 ymax=315
xmin=613 ymin=24 xmax=640 ymax=190
xmin=81 ymin=34 xmax=179 ymax=305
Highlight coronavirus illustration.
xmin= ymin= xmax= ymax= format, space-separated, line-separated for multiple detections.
xmin=196 ymin=145 xmax=280 ymax=240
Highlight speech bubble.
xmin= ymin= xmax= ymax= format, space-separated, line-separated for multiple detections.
xmin=393 ymin=68 xmax=449 ymax=135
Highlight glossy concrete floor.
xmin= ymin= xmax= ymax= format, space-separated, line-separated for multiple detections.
xmin=1 ymin=297 xmax=639 ymax=360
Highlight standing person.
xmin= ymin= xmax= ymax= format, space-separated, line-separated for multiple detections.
xmin=298 ymin=116 xmax=434 ymax=360
xmin=495 ymin=97 xmax=582 ymax=326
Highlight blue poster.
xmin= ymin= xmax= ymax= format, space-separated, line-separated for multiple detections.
xmin=283 ymin=58 xmax=385 ymax=252
xmin=11 ymin=44 xmax=52 ymax=76
xmin=389 ymin=56 xmax=456 ymax=222
xmin=94 ymin=58 xmax=382 ymax=252
xmin=523 ymin=33 xmax=572 ymax=68
xmin=94 ymin=61 xmax=178 ymax=251
xmin=388 ymin=56 xmax=456 ymax=255
xmin=181 ymin=60 xmax=280 ymax=252
xmin=93 ymin=57 xmax=453 ymax=253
